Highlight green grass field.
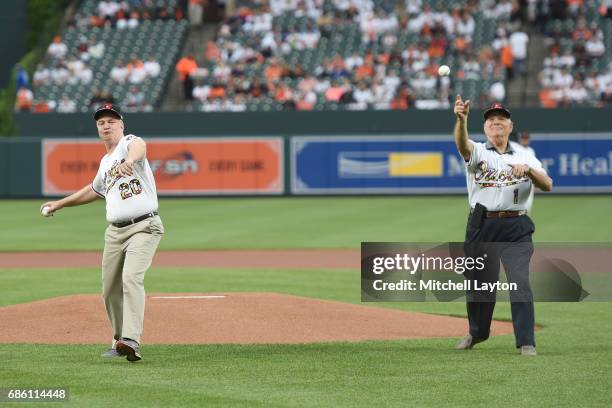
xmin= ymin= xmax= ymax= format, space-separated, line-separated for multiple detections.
xmin=1 ymin=196 xmax=611 ymax=407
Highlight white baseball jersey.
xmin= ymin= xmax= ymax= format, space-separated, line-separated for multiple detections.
xmin=465 ymin=140 xmax=546 ymax=211
xmin=510 ymin=141 xmax=536 ymax=213
xmin=92 ymin=134 xmax=159 ymax=223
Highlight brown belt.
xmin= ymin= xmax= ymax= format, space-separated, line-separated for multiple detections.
xmin=485 ymin=210 xmax=526 ymax=218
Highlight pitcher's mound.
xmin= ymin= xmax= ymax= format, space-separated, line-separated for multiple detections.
xmin=0 ymin=292 xmax=514 ymax=344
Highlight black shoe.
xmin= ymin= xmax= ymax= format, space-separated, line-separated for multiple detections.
xmin=115 ymin=338 xmax=142 ymax=362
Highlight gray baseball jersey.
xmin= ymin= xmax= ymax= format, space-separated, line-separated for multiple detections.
xmin=465 ymin=140 xmax=546 ymax=211
xmin=92 ymin=134 xmax=158 ymax=223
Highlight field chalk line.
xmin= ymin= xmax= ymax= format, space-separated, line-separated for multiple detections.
xmin=151 ymin=295 xmax=227 ymax=299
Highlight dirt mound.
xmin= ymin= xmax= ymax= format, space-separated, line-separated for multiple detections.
xmin=0 ymin=292 xmax=514 ymax=344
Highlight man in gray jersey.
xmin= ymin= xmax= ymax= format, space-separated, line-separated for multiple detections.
xmin=453 ymin=96 xmax=553 ymax=356
xmin=41 ymin=104 xmax=164 ymax=362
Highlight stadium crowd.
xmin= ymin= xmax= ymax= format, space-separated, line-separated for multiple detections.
xmin=17 ymin=0 xmax=612 ymax=113
xmin=538 ymin=2 xmax=612 ymax=107
xmin=19 ymin=0 xmax=175 ymax=113
xmin=173 ymin=0 xmax=529 ymax=111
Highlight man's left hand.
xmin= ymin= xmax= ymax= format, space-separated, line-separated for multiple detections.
xmin=509 ymin=163 xmax=530 ymax=178
xmin=117 ymin=159 xmax=135 ymax=177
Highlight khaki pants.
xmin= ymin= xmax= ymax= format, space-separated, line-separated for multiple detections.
xmin=102 ymin=215 xmax=163 ymax=343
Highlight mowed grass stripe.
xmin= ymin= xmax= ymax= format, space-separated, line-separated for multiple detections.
xmin=1 ymin=196 xmax=611 ymax=251
xmin=1 ymin=269 xmax=611 ymax=407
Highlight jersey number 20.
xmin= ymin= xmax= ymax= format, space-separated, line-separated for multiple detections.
xmin=119 ymin=179 xmax=143 ymax=200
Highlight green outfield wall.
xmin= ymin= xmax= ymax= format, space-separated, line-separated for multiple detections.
xmin=3 ymin=109 xmax=612 ymax=197
xmin=11 ymin=108 xmax=612 ymax=137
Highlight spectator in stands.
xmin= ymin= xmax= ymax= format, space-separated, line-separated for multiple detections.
xmin=345 ymin=52 xmax=364 ymax=71
xmin=144 ymin=56 xmax=161 ymax=77
xmin=57 ymin=95 xmax=77 ymax=113
xmin=98 ymin=0 xmax=121 ymax=21
xmin=585 ymin=70 xmax=604 ymax=99
xmin=493 ymin=0 xmax=514 ymax=19
xmin=33 ymin=64 xmax=51 ymax=87
xmin=509 ymin=28 xmax=529 ymax=77
xmin=338 ymin=78 xmax=355 ymax=104
xmin=586 ymin=33 xmax=605 ymax=58
xmin=88 ymin=38 xmax=105 ymax=60
xmin=208 ymin=81 xmax=226 ymax=100
xmin=355 ymin=60 xmax=375 ymax=81
xmin=383 ymin=70 xmax=401 ymax=92
xmin=32 ymin=99 xmax=52 ymax=113
xmin=205 ymin=40 xmax=222 ymax=62
xmin=249 ymin=77 xmax=268 ymax=98
xmin=573 ymin=40 xmax=590 ymax=67
xmin=99 ymin=0 xmax=121 ymax=23
xmin=601 ymin=0 xmax=612 ymax=18
xmin=264 ymin=58 xmax=283 ymax=82
xmin=568 ymin=79 xmax=589 ymax=105
xmin=371 ymin=78 xmax=391 ymax=109
xmin=115 ymin=8 xmax=129 ymax=27
xmin=90 ymin=14 xmax=105 ymax=28
xmin=559 ymin=49 xmax=576 ymax=69
xmin=110 ymin=60 xmax=129 ymax=83
xmin=101 ymin=90 xmax=116 ymax=104
xmin=69 ymin=13 xmax=90 ymax=29
xmin=15 ymin=86 xmax=34 ymax=112
xmin=324 ymin=80 xmax=345 ymax=102
xmin=176 ymin=54 xmax=198 ymax=100
xmin=50 ymin=62 xmax=70 ymax=84
xmin=76 ymin=62 xmax=94 ymax=84
xmin=567 ymin=0 xmax=585 ymax=17
xmin=352 ymin=81 xmax=374 ymax=109
xmin=227 ymin=95 xmax=247 ymax=112
xmin=405 ymin=0 xmax=422 ymax=16
xmin=274 ymin=82 xmax=293 ymax=107
xmin=457 ymin=10 xmax=475 ymax=37
xmin=127 ymin=56 xmax=147 ymax=84
xmin=126 ymin=85 xmax=152 ymax=111
xmin=213 ymin=61 xmax=231 ymax=81
xmin=89 ymin=89 xmax=105 ymax=108
xmin=601 ymin=80 xmax=612 ymax=103
xmin=461 ymin=55 xmax=481 ymax=80
xmin=390 ymin=86 xmax=414 ymax=110
xmin=66 ymin=56 xmax=88 ymax=84
xmin=117 ymin=9 xmax=139 ymax=29
xmin=189 ymin=0 xmax=205 ymax=27
xmin=553 ymin=67 xmax=574 ymax=89
xmin=47 ymin=36 xmax=68 ymax=59
xmin=15 ymin=65 xmax=29 ymax=90
xmin=295 ymin=89 xmax=317 ymax=111
xmin=572 ymin=18 xmax=592 ymax=42
xmin=193 ymin=82 xmax=210 ymax=102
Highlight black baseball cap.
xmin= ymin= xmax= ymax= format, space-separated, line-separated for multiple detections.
xmin=94 ymin=103 xmax=123 ymax=120
xmin=483 ymin=102 xmax=511 ymax=120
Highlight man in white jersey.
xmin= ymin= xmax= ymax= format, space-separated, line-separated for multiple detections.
xmin=453 ymin=96 xmax=553 ymax=356
xmin=40 ymin=104 xmax=164 ymax=362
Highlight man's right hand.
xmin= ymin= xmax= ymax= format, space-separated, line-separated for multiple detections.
xmin=40 ymin=201 xmax=61 ymax=216
xmin=454 ymin=94 xmax=470 ymax=121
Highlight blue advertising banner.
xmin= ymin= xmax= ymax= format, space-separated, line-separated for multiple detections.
xmin=291 ymin=134 xmax=612 ymax=194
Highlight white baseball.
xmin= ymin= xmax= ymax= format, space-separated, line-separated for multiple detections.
xmin=41 ymin=206 xmax=51 ymax=217
xmin=438 ymin=65 xmax=451 ymax=76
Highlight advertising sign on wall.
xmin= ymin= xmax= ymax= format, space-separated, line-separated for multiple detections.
xmin=292 ymin=135 xmax=612 ymax=194
xmin=43 ymin=137 xmax=284 ymax=195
